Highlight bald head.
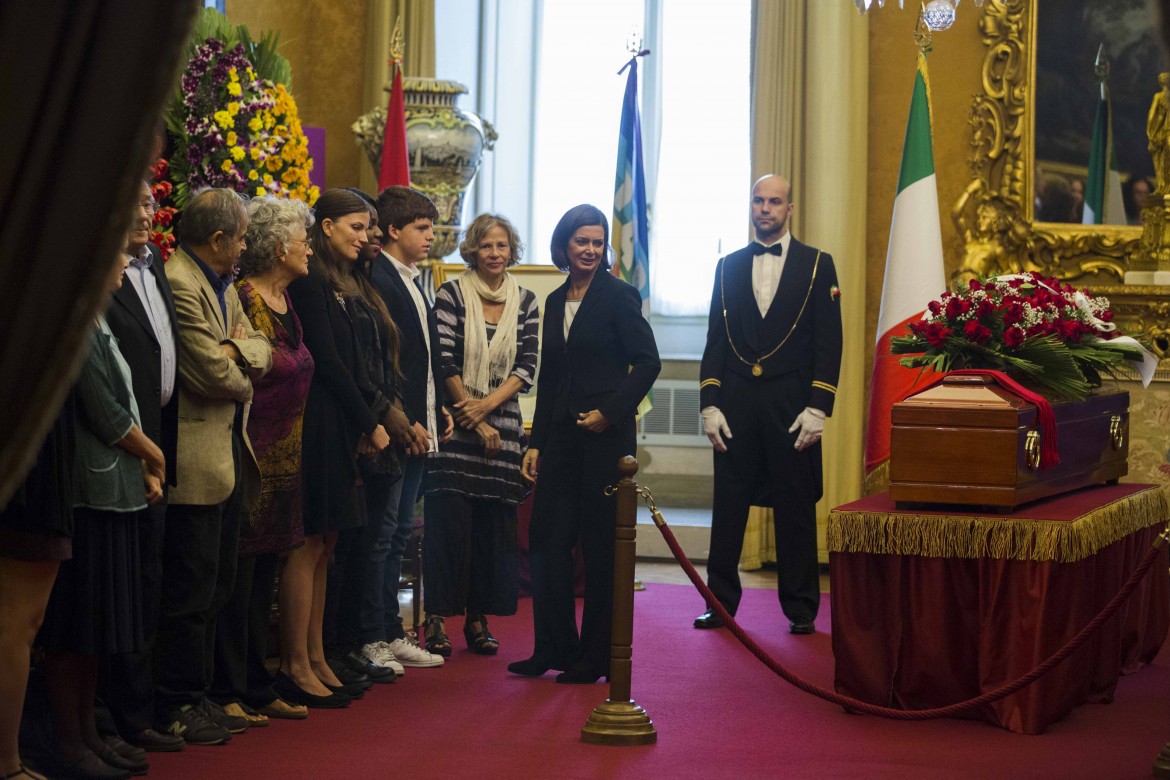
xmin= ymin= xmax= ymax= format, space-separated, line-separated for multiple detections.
xmin=751 ymin=174 xmax=793 ymax=242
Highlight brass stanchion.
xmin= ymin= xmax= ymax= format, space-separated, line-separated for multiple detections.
xmin=580 ymin=456 xmax=657 ymax=745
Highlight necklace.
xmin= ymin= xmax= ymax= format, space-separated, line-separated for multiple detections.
xmin=720 ymin=251 xmax=820 ymax=376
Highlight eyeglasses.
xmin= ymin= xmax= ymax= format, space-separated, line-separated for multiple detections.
xmin=139 ymin=199 xmax=158 ymax=214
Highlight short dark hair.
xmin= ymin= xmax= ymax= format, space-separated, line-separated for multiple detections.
xmin=178 ymin=187 xmax=247 ymax=245
xmin=459 ymin=213 xmax=524 ymax=268
xmin=549 ymin=204 xmax=610 ymax=272
xmin=375 ymin=186 xmax=439 ymax=231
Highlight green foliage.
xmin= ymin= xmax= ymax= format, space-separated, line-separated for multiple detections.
xmin=893 ymin=332 xmax=1145 ymax=401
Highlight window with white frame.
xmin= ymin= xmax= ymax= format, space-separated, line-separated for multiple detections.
xmin=437 ymin=0 xmax=751 ymax=321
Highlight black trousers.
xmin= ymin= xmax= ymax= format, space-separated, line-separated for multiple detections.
xmin=209 ymin=552 xmax=278 ymax=708
xmin=154 ymin=437 xmax=243 ymax=716
xmin=707 ymin=371 xmax=821 ymax=623
xmin=324 ymin=472 xmax=396 ymax=651
xmin=528 ymin=417 xmax=633 ymax=675
xmin=100 ymin=498 xmax=166 ymax=734
xmin=424 ymin=492 xmax=519 ymax=618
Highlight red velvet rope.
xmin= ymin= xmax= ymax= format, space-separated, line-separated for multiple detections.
xmin=653 ymin=518 xmax=1163 ymax=720
xmin=906 ymin=368 xmax=1060 ymax=468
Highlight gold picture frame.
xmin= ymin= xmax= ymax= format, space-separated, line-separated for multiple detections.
xmin=960 ymin=0 xmax=1170 ymax=359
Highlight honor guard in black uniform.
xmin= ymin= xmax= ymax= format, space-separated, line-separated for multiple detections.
xmin=695 ymin=175 xmax=842 ymax=635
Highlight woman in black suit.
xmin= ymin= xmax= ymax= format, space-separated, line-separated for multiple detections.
xmin=508 ymin=204 xmax=660 ymax=684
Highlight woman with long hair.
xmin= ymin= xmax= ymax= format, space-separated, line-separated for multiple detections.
xmin=207 ymin=196 xmax=317 ymax=724
xmin=281 ymin=189 xmax=392 ymax=707
xmin=320 ymin=188 xmax=413 ymax=683
xmin=509 ymin=205 xmax=659 ymax=684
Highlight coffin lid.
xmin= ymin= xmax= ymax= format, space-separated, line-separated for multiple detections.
xmin=892 ymin=375 xmax=1126 ymax=429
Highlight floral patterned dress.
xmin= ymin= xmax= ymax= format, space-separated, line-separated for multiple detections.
xmin=236 ymin=280 xmax=315 ymax=556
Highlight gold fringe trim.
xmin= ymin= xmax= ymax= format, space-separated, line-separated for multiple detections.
xmin=863 ymin=461 xmax=890 ymax=496
xmin=827 ymin=486 xmax=1168 ymax=563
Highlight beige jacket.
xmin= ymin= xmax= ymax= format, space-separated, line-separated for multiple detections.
xmin=165 ymin=247 xmax=272 ymax=508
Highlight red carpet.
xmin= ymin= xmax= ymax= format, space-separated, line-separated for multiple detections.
xmin=145 ymin=584 xmax=1170 ymax=779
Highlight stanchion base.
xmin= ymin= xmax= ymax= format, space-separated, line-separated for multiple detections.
xmin=581 ymin=700 xmax=657 ymax=745
xmin=1153 ymin=741 xmax=1170 ymax=779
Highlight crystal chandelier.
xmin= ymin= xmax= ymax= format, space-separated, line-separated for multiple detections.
xmin=854 ymin=0 xmax=985 ymax=32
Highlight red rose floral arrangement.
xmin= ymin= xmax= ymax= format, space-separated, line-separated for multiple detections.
xmin=890 ymin=273 xmax=1148 ymax=401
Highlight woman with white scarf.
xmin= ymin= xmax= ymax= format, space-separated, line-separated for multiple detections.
xmin=423 ymin=214 xmax=540 ymax=656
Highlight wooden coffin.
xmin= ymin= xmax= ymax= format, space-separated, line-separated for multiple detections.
xmin=888 ymin=375 xmax=1128 ymax=509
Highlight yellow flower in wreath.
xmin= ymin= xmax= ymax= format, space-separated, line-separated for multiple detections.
xmin=230 ymin=146 xmax=246 ymax=162
xmin=248 ymin=117 xmax=263 ymax=133
xmin=250 ymin=147 xmax=261 ymax=162
xmin=220 ymin=158 xmax=233 ymax=173
xmin=226 ymin=82 xmax=242 ymax=97
xmin=256 ymin=186 xmax=266 ymax=196
xmin=213 ymin=111 xmax=232 ymax=130
xmin=227 ymin=102 xmax=240 ymax=117
xmin=226 ymin=131 xmax=238 ymax=147
xmin=248 ymin=169 xmax=259 ymax=181
xmin=263 ymin=173 xmax=274 ymax=185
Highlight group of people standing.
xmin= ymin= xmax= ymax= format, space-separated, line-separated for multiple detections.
xmin=0 ymin=173 xmax=669 ymax=779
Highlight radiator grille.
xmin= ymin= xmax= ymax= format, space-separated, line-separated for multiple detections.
xmin=636 ymin=380 xmax=708 ymax=446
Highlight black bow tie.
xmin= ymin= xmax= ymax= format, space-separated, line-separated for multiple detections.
xmin=752 ymin=242 xmax=783 ymax=257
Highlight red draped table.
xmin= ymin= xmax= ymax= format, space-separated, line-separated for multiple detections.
xmin=827 ymin=483 xmax=1170 ymax=734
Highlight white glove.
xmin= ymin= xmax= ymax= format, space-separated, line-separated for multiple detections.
xmin=701 ymin=406 xmax=733 ymax=453
xmin=788 ymin=407 xmax=825 ymax=451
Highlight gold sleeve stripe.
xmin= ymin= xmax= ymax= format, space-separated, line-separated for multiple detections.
xmin=811 ymin=381 xmax=837 ymax=394
xmin=700 ymin=379 xmax=722 ymax=389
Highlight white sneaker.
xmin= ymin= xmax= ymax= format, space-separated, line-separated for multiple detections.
xmin=361 ymin=641 xmax=405 ymax=676
xmin=387 ymin=636 xmax=444 ymax=667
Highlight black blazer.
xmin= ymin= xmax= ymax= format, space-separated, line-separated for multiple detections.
xmin=531 ymin=269 xmax=660 ymax=451
xmin=288 ymin=266 xmax=379 ymax=440
xmin=699 ymin=238 xmax=842 ymax=414
xmin=105 ymin=243 xmax=179 ymax=486
xmin=367 ymin=252 xmax=442 ymax=427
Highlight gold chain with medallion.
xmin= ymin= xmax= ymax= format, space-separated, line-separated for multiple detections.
xmin=720 ymin=250 xmax=820 ymax=377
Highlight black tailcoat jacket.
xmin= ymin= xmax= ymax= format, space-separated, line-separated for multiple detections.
xmin=700 ymin=237 xmax=842 ymax=417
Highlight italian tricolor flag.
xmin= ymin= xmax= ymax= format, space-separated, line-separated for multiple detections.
xmin=864 ymin=53 xmax=946 ymax=479
xmin=1083 ymin=86 xmax=1125 ymax=225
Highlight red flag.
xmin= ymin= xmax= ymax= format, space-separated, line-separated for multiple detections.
xmin=379 ymin=66 xmax=410 ymax=190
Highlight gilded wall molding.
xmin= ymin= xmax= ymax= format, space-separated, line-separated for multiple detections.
xmin=955 ymin=0 xmax=1142 ymax=286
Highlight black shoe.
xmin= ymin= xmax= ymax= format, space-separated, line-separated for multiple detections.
xmin=325 ymin=681 xmax=368 ymax=699
xmin=95 ymin=743 xmax=148 ymax=776
xmin=506 ymin=655 xmax=566 ymax=677
xmin=789 ymin=619 xmax=815 ymax=635
xmin=102 ymin=736 xmax=147 ymax=764
xmin=198 ymin=699 xmax=248 ymax=734
xmin=327 ymin=656 xmax=372 ymax=688
xmin=50 ymin=749 xmax=131 ymax=779
xmin=272 ymin=671 xmax=352 ymax=709
xmin=341 ymin=649 xmax=397 ymax=683
xmin=163 ymin=705 xmax=231 ymax=746
xmin=554 ymin=663 xmax=608 ymax=685
xmin=693 ymin=608 xmax=726 ymax=629
xmin=125 ymin=728 xmax=184 ymax=753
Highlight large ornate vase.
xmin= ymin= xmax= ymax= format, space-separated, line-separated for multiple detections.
xmin=353 ymin=78 xmax=496 ymax=259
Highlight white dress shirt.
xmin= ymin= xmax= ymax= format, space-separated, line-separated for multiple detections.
xmin=124 ymin=245 xmax=177 ymax=406
xmin=751 ymin=231 xmax=792 ymax=318
xmin=389 ymin=254 xmax=438 ymax=452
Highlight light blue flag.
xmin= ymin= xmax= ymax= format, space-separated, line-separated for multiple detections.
xmin=612 ymin=55 xmax=650 ymax=316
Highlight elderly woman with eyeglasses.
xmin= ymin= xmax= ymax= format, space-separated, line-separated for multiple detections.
xmin=206 ymin=196 xmax=317 ymax=723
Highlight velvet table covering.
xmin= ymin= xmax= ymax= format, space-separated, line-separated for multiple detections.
xmin=828 ymin=484 xmax=1169 ymax=734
